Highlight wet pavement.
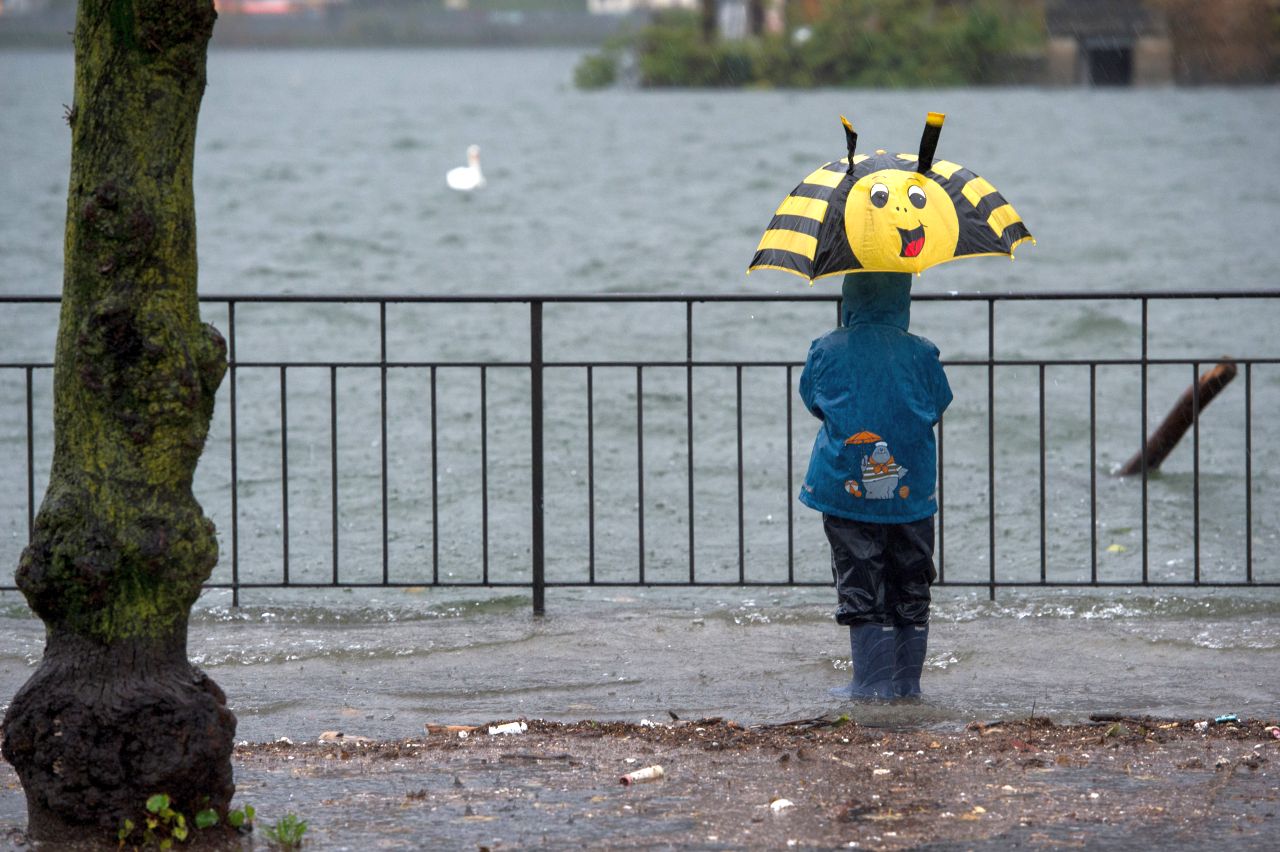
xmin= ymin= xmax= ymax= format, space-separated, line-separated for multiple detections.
xmin=1 ymin=586 xmax=1278 ymax=848
xmin=7 ymin=717 xmax=1275 ymax=850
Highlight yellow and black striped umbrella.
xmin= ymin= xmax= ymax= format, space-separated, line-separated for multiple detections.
xmin=748 ymin=113 xmax=1033 ymax=281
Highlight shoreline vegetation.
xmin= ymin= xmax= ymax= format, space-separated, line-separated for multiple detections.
xmin=575 ymin=1 xmax=1047 ymax=89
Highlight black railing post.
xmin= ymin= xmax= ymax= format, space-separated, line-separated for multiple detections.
xmin=329 ymin=365 xmax=339 ymax=587
xmin=637 ymin=366 xmax=646 ymax=585
xmin=987 ymin=299 xmax=996 ymax=601
xmin=228 ymin=300 xmax=240 ymax=607
xmin=430 ymin=366 xmax=439 ymax=585
xmin=279 ymin=366 xmax=290 ymax=586
xmin=1140 ymin=298 xmax=1149 ymax=584
xmin=481 ymin=365 xmax=491 ymax=585
xmin=736 ymin=365 xmax=745 ymax=584
xmin=686 ymin=300 xmax=695 ymax=584
xmin=1090 ymin=363 xmax=1097 ymax=584
xmin=530 ymin=300 xmax=546 ymax=615
xmin=25 ymin=366 xmax=34 ymax=540
xmin=587 ymin=366 xmax=596 ymax=584
xmin=785 ymin=365 xmax=794 ymax=584
xmin=1038 ymin=363 xmax=1046 ymax=584
xmin=379 ymin=301 xmax=389 ymax=586
xmin=1192 ymin=360 xmax=1201 ymax=584
xmin=1245 ymin=363 xmax=1253 ymax=583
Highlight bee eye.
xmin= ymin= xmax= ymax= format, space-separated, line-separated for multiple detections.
xmin=908 ymin=185 xmax=927 ymax=209
xmin=870 ymin=183 xmax=889 ymax=209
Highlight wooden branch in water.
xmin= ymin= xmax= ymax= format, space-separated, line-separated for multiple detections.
xmin=1117 ymin=360 xmax=1237 ymax=477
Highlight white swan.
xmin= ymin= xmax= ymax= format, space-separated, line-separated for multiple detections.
xmin=446 ymin=144 xmax=485 ymax=191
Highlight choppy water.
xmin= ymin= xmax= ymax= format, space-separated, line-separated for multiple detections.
xmin=0 ymin=49 xmax=1278 ymax=739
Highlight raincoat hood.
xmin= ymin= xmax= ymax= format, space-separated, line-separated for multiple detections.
xmin=841 ymin=272 xmax=912 ymax=330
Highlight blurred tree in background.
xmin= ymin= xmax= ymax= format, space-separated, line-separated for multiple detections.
xmin=575 ymin=0 xmax=1044 ymax=89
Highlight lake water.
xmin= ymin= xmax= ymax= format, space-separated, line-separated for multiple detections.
xmin=0 ymin=49 xmax=1278 ymax=742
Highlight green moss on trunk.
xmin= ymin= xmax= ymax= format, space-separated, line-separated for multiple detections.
xmin=1 ymin=0 xmax=236 ymax=842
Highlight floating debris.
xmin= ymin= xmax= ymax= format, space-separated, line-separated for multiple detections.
xmin=620 ymin=765 xmax=665 ymax=785
xmin=424 ymin=723 xmax=480 ymax=736
xmin=319 ymin=731 xmax=373 ymax=744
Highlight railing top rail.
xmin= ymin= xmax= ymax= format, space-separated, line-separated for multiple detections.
xmin=2 ymin=289 xmax=1279 ymax=305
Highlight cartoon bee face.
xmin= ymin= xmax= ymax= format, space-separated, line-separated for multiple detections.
xmin=748 ymin=112 xmax=1033 ymax=282
xmin=843 ymin=167 xmax=960 ymax=274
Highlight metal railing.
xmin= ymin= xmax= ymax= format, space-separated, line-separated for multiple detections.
xmin=2 ymin=290 xmax=1276 ymax=611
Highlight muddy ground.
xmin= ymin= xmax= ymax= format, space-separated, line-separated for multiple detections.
xmin=10 ymin=713 xmax=1266 ymax=850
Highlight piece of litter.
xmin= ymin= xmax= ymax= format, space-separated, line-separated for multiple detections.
xmin=639 ymin=718 xmax=657 ymax=728
xmin=620 ymin=765 xmax=665 ymax=785
xmin=425 ymin=723 xmax=480 ymax=736
xmin=872 ymin=768 xmax=891 ymax=776
xmin=1106 ymin=543 xmax=1126 ymax=553
xmin=487 ymin=721 xmax=528 ymax=736
xmin=319 ymin=731 xmax=373 ymax=744
xmin=770 ymin=798 xmax=794 ymax=812
xmin=457 ymin=730 xmax=469 ymax=739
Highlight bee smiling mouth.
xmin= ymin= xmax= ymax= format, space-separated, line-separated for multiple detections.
xmin=899 ymin=225 xmax=925 ymax=258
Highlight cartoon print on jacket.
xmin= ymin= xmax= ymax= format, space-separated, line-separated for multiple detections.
xmin=842 ymin=432 xmax=908 ymax=500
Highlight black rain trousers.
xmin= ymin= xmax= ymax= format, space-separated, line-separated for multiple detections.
xmin=824 ymin=514 xmax=936 ymax=627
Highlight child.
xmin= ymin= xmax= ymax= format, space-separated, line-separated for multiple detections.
xmin=799 ymin=271 xmax=952 ymax=699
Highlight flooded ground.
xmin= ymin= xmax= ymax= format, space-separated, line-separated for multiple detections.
xmin=4 ymin=716 xmax=1277 ymax=850
xmin=224 ymin=717 xmax=1280 ymax=850
xmin=2 ymin=578 xmax=1277 ymax=848
xmin=3 ymin=586 xmax=1277 ymax=746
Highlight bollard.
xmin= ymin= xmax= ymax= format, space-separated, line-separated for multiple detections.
xmin=1117 ymin=359 xmax=1236 ymax=477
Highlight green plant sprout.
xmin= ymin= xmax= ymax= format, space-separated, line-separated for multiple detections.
xmin=117 ymin=796 xmax=255 ymax=848
xmin=263 ymin=812 xmax=308 ymax=848
xmin=227 ymin=802 xmax=255 ymax=830
xmin=115 ymin=794 xmax=187 ymax=849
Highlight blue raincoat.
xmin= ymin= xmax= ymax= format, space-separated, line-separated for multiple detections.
xmin=798 ymin=273 xmax=952 ymax=523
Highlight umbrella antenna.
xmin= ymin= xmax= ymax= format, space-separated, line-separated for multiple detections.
xmin=917 ymin=111 xmax=945 ymax=173
xmin=840 ymin=115 xmax=858 ymax=174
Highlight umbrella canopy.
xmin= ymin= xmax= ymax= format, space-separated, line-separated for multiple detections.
xmin=748 ymin=113 xmax=1033 ymax=281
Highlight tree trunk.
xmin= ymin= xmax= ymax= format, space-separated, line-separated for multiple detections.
xmin=747 ymin=0 xmax=765 ymax=36
xmin=700 ymin=0 xmax=718 ymax=43
xmin=0 ymin=0 xmax=234 ymax=843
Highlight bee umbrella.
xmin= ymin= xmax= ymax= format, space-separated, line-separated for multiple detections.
xmin=748 ymin=113 xmax=1033 ymax=282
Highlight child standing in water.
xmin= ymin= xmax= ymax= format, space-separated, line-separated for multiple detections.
xmin=799 ymin=271 xmax=952 ymax=699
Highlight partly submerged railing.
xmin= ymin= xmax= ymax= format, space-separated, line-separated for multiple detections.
xmin=2 ymin=290 xmax=1277 ymax=612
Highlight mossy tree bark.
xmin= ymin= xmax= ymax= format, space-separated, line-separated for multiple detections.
xmin=0 ymin=0 xmax=235 ymax=842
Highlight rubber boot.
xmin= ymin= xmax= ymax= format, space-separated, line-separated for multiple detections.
xmin=892 ymin=624 xmax=929 ymax=699
xmin=829 ymin=624 xmax=896 ymax=700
